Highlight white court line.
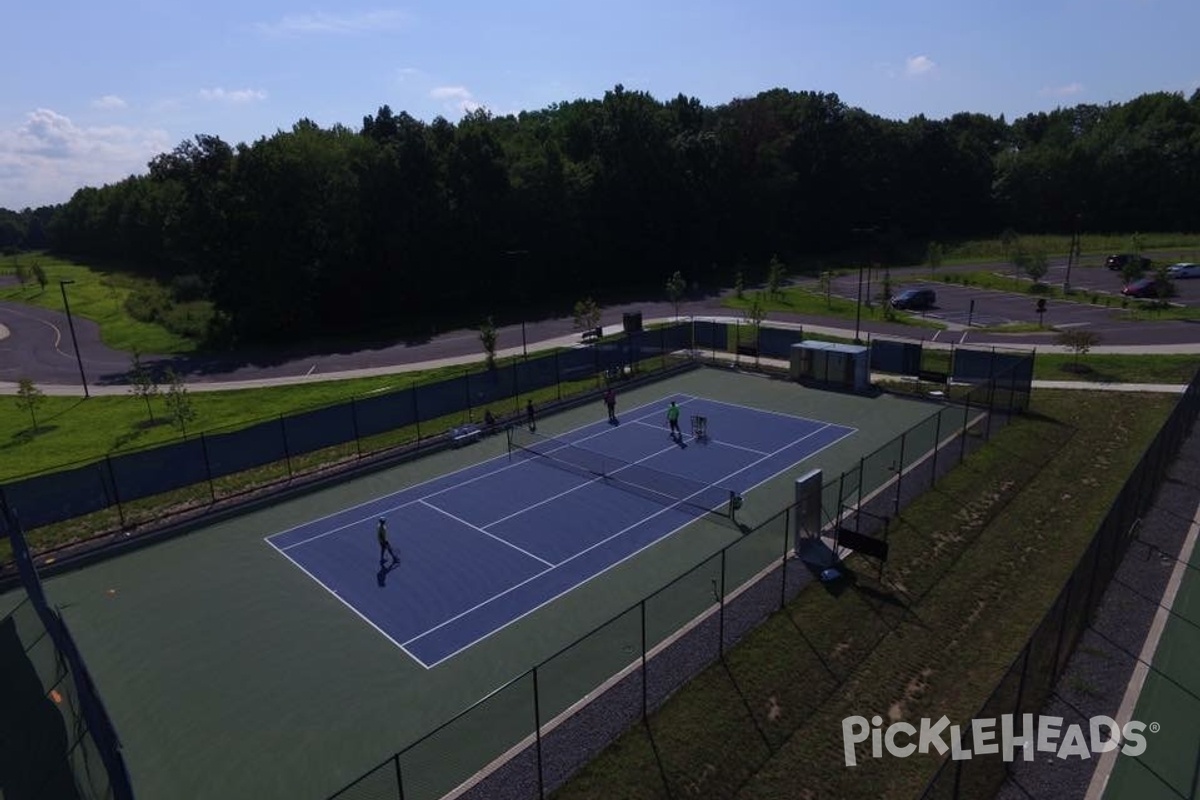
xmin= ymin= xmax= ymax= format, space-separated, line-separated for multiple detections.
xmin=1085 ymin=497 xmax=1200 ymax=800
xmin=263 ymin=536 xmax=424 ymax=663
xmin=677 ymin=392 xmax=859 ymax=434
xmin=419 ymin=500 xmax=554 ymax=567
xmin=405 ymin=422 xmax=851 ymax=664
xmin=273 ymin=395 xmax=698 ymax=551
xmin=478 ymin=437 xmax=692 ymax=531
xmin=630 ymin=419 xmax=770 ymax=456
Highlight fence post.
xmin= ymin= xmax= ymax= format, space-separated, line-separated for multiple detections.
xmin=512 ymin=358 xmax=520 ymax=413
xmin=555 ymin=351 xmax=563 ymax=402
xmin=464 ymin=368 xmax=473 ymax=421
xmin=959 ymin=391 xmax=972 ymax=462
xmin=412 ymin=382 xmax=421 ymax=442
xmin=349 ymin=397 xmax=363 ymax=460
xmin=533 ymin=666 xmax=545 ymax=800
xmin=1049 ymin=575 xmax=1074 ymax=683
xmin=279 ymin=415 xmax=293 ymax=478
xmin=894 ymin=432 xmax=906 ymax=517
xmin=930 ymin=410 xmax=942 ymax=489
xmin=641 ymin=600 xmax=648 ymax=719
xmin=199 ymin=433 xmax=217 ymax=503
xmin=1012 ymin=642 xmax=1031 ymax=719
xmin=781 ymin=507 xmax=791 ymax=610
xmin=104 ymin=455 xmax=126 ymax=529
xmin=393 ymin=752 xmax=405 ymax=800
xmin=718 ymin=550 xmax=727 ymax=656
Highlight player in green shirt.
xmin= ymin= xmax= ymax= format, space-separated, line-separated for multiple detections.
xmin=667 ymin=401 xmax=681 ymax=442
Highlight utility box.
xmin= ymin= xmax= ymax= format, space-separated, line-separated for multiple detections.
xmin=789 ymin=340 xmax=870 ymax=392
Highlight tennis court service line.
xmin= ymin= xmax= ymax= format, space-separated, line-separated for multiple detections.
xmin=418 ymin=499 xmax=555 ymax=567
xmin=676 ymin=393 xmax=838 ymax=428
xmin=628 ymin=418 xmax=770 ymax=456
xmin=403 ymin=421 xmax=842 ymax=660
xmin=479 ymin=434 xmax=710 ymax=532
xmin=274 ymin=396 xmax=701 ymax=552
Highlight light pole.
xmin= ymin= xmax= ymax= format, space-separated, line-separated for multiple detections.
xmin=503 ymin=250 xmax=530 ymax=358
xmin=59 ymin=279 xmax=89 ymax=398
xmin=854 ymin=263 xmax=864 ymax=344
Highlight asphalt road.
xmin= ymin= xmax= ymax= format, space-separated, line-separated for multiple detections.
xmin=2 ymin=269 xmax=1197 ymax=390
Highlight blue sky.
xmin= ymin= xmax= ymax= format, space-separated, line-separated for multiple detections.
xmin=2 ymin=0 xmax=1197 ymax=210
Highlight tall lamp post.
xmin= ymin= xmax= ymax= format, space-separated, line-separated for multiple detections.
xmin=59 ymin=279 xmax=90 ymax=398
xmin=854 ymin=263 xmax=864 ymax=344
xmin=503 ymin=250 xmax=530 ymax=358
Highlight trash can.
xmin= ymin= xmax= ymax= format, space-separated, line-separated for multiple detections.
xmin=622 ymin=311 xmax=643 ymax=333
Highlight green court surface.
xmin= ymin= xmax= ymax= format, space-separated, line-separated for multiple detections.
xmin=1103 ymin=532 xmax=1200 ymax=800
xmin=15 ymin=367 xmax=943 ymax=799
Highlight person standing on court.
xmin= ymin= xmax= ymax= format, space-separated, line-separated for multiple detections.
xmin=666 ymin=400 xmax=681 ymax=441
xmin=377 ymin=517 xmax=399 ymax=566
xmin=604 ymin=388 xmax=617 ymax=423
xmin=526 ymin=399 xmax=537 ymax=432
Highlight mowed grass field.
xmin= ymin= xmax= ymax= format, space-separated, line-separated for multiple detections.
xmin=554 ymin=388 xmax=1178 ymax=800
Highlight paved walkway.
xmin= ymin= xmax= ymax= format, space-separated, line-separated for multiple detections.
xmin=1 ymin=315 xmax=1195 ymax=396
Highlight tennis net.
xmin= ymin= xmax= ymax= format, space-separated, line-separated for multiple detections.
xmin=506 ymin=425 xmax=741 ymax=520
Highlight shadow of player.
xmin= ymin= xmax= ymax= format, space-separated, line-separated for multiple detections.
xmin=376 ymin=560 xmax=402 ymax=587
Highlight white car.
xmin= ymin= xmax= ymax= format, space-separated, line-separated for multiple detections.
xmin=1166 ymin=262 xmax=1200 ymax=279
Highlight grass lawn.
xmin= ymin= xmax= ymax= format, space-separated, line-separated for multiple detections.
xmin=936 ymin=233 xmax=1200 ymax=264
xmin=0 ymin=254 xmax=207 ymax=354
xmin=1 ymin=353 xmax=572 ymax=483
xmin=724 ymin=288 xmax=946 ymax=330
xmin=553 ymin=388 xmax=1177 ymax=799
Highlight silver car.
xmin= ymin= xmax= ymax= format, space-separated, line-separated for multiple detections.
xmin=1166 ymin=262 xmax=1200 ymax=279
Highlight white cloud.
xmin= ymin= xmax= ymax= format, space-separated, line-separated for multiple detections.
xmin=430 ymin=85 xmax=481 ymax=114
xmin=199 ymin=87 xmax=268 ymax=104
xmin=92 ymin=95 xmax=128 ymax=110
xmin=1039 ymin=82 xmax=1084 ymax=98
xmin=397 ymin=67 xmax=422 ymax=83
xmin=905 ymin=55 xmax=936 ymax=77
xmin=0 ymin=108 xmax=170 ymax=209
xmin=257 ymin=10 xmax=408 ymax=37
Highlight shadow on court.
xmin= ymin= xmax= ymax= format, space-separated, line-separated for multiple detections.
xmin=0 ymin=608 xmax=82 ymax=800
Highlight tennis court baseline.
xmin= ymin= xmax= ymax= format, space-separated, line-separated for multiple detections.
xmin=266 ymin=394 xmax=855 ymax=668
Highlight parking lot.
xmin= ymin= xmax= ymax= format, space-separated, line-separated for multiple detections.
xmin=817 ymin=258 xmax=1198 ymax=332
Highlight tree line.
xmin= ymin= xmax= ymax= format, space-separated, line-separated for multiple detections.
xmin=4 ymin=86 xmax=1199 ymax=347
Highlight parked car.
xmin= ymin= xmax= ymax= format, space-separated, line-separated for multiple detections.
xmin=1166 ymin=262 xmax=1200 ymax=279
xmin=890 ymin=287 xmax=937 ymax=310
xmin=1121 ymin=277 xmax=1162 ymax=298
xmin=1105 ymin=253 xmax=1153 ymax=271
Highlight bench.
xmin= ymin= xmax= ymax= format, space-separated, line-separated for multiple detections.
xmin=450 ymin=424 xmax=483 ymax=447
xmin=581 ymin=326 xmax=603 ymax=344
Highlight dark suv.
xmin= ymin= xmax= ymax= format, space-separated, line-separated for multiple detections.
xmin=890 ymin=287 xmax=937 ymax=310
xmin=1105 ymin=254 xmax=1152 ymax=271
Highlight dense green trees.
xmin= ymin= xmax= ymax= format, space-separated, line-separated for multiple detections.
xmin=4 ymin=87 xmax=1198 ymax=347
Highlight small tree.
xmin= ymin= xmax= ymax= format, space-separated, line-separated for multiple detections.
xmin=1018 ymin=247 xmax=1049 ymax=284
xmin=926 ymin=241 xmax=944 ymax=278
xmin=31 ymin=263 xmax=47 ymax=292
xmin=15 ymin=378 xmax=45 ymax=431
xmin=766 ymin=255 xmax=788 ymax=299
xmin=879 ymin=269 xmax=896 ymax=321
xmin=15 ymin=261 xmax=30 ymax=285
xmin=818 ymin=271 xmax=833 ymax=308
xmin=1151 ymin=265 xmax=1176 ymax=305
xmin=999 ymin=228 xmax=1019 ymax=258
xmin=1119 ymin=257 xmax=1145 ymax=287
xmin=734 ymin=270 xmax=745 ymax=300
xmin=572 ymin=297 xmax=601 ymax=331
xmin=478 ymin=316 xmax=498 ymax=370
xmin=666 ymin=270 xmax=687 ymax=319
xmin=162 ymin=368 xmax=197 ymax=438
xmin=742 ymin=292 xmax=767 ymax=364
xmin=1056 ymin=330 xmax=1101 ymax=373
xmin=128 ymin=351 xmax=159 ymax=422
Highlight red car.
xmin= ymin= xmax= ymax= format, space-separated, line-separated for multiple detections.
xmin=1121 ymin=277 xmax=1163 ymax=298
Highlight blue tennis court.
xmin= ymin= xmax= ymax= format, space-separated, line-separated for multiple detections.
xmin=266 ymin=394 xmax=855 ymax=668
